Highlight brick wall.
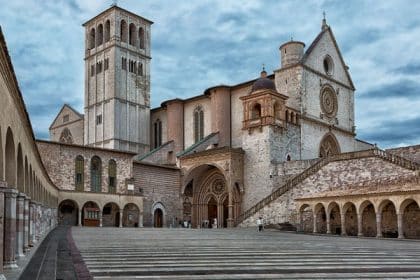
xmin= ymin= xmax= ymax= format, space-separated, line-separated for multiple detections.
xmin=133 ymin=162 xmax=181 ymax=227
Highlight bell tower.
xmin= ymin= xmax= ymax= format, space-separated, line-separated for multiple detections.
xmin=83 ymin=5 xmax=152 ymax=154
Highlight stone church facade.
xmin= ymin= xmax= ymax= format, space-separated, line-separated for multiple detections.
xmin=37 ymin=5 xmax=420 ymax=234
xmin=0 ymin=5 xmax=420 ymax=277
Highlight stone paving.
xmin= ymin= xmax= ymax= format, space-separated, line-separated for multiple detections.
xmin=71 ymin=227 xmax=420 ymax=279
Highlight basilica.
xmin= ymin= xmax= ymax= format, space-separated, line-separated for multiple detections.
xmin=0 ymin=4 xmax=419 ymax=275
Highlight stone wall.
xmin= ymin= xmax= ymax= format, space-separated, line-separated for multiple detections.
xmin=240 ymin=156 xmax=417 ymax=227
xmin=387 ymin=145 xmax=420 ymax=164
xmin=138 ymin=141 xmax=175 ymax=165
xmin=133 ymin=162 xmax=181 ymax=227
xmin=37 ymin=140 xmax=134 ymax=193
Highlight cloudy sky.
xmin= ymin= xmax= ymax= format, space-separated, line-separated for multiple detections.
xmin=1 ymin=0 xmax=419 ymax=148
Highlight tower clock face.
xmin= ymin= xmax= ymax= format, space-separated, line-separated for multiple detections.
xmin=320 ymin=85 xmax=338 ymax=118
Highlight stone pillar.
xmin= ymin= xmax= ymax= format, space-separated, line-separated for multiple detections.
xmin=29 ymin=201 xmax=36 ymax=246
xmin=15 ymin=194 xmax=25 ymax=258
xmin=340 ymin=213 xmax=346 ymax=236
xmin=3 ymin=188 xmax=18 ymax=269
xmin=0 ymin=182 xmax=7 ymax=277
xmin=99 ymin=211 xmax=103 ymax=227
xmin=376 ymin=213 xmax=382 ymax=238
xmin=78 ymin=209 xmax=82 ymax=226
xmin=357 ymin=214 xmax=363 ymax=237
xmin=312 ymin=214 xmax=317 ymax=234
xmin=119 ymin=212 xmax=123 ymax=228
xmin=35 ymin=204 xmax=41 ymax=240
xmin=24 ymin=197 xmax=30 ymax=252
xmin=326 ymin=212 xmax=331 ymax=234
xmin=397 ymin=213 xmax=404 ymax=239
xmin=138 ymin=213 xmax=143 ymax=228
xmin=227 ymin=187 xmax=234 ymax=228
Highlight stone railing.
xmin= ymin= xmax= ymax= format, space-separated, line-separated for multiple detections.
xmin=236 ymin=148 xmax=419 ymax=225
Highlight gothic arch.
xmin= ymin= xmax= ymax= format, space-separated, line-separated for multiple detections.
xmin=90 ymin=156 xmax=102 ymax=192
xmin=59 ymin=128 xmax=73 ymax=144
xmin=152 ymin=202 xmax=166 ymax=228
xmin=319 ymin=133 xmax=340 ymax=158
xmin=193 ymin=105 xmax=204 ymax=143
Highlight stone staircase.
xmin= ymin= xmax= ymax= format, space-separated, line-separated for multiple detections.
xmin=71 ymin=227 xmax=420 ymax=279
xmin=237 ymin=148 xmax=419 ymax=226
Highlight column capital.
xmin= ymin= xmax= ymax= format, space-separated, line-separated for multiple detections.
xmin=0 ymin=187 xmax=18 ymax=198
xmin=17 ymin=193 xmax=27 ymax=200
xmin=0 ymin=180 xmax=8 ymax=188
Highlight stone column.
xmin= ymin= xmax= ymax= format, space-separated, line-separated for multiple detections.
xmin=78 ymin=209 xmax=82 ymax=226
xmin=99 ymin=211 xmax=103 ymax=227
xmin=3 ymin=188 xmax=18 ymax=269
xmin=119 ymin=212 xmax=123 ymax=228
xmin=397 ymin=213 xmax=404 ymax=239
xmin=312 ymin=214 xmax=317 ymax=234
xmin=0 ymin=182 xmax=7 ymax=277
xmin=357 ymin=214 xmax=363 ymax=237
xmin=24 ymin=197 xmax=30 ymax=252
xmin=15 ymin=194 xmax=25 ymax=258
xmin=227 ymin=180 xmax=234 ymax=228
xmin=35 ymin=204 xmax=41 ymax=240
xmin=340 ymin=213 xmax=346 ymax=236
xmin=376 ymin=213 xmax=382 ymax=238
xmin=29 ymin=201 xmax=36 ymax=246
xmin=138 ymin=212 xmax=143 ymax=227
xmin=326 ymin=212 xmax=331 ymax=234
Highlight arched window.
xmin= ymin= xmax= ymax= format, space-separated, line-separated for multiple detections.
xmin=104 ymin=20 xmax=110 ymax=42
xmin=138 ymin=63 xmax=143 ymax=76
xmin=59 ymin=128 xmax=73 ymax=144
xmin=90 ymin=156 xmax=102 ymax=192
xmin=251 ymin=103 xmax=261 ymax=119
xmin=129 ymin=23 xmax=136 ymax=46
xmin=108 ymin=159 xmax=117 ymax=194
xmin=138 ymin=27 xmax=145 ymax=49
xmin=97 ymin=24 xmax=103 ymax=46
xmin=120 ymin=20 xmax=127 ymax=43
xmin=89 ymin=28 xmax=95 ymax=49
xmin=75 ymin=156 xmax=84 ymax=191
xmin=194 ymin=106 xmax=204 ymax=143
xmin=153 ymin=119 xmax=162 ymax=148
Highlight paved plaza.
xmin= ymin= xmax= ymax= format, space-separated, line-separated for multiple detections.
xmin=70 ymin=227 xmax=420 ymax=279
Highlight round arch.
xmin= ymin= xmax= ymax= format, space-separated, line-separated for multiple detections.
xmin=360 ymin=200 xmax=376 ymax=237
xmin=343 ymin=202 xmax=357 ymax=236
xmin=17 ymin=144 xmax=24 ymax=192
xmin=58 ymin=199 xmax=79 ymax=226
xmin=400 ymin=198 xmax=420 ymax=239
xmin=123 ymin=203 xmax=140 ymax=227
xmin=299 ymin=204 xmax=313 ymax=233
xmin=327 ymin=201 xmax=341 ymax=235
xmin=81 ymin=201 xmax=100 ymax=227
xmin=378 ymin=199 xmax=398 ymax=238
xmin=314 ymin=203 xmax=327 ymax=233
xmin=102 ymin=202 xmax=120 ymax=227
xmin=319 ymin=132 xmax=340 ymax=158
xmin=5 ymin=127 xmax=16 ymax=187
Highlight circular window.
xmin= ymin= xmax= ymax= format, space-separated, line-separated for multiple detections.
xmin=323 ymin=55 xmax=334 ymax=75
xmin=320 ymin=85 xmax=338 ymax=118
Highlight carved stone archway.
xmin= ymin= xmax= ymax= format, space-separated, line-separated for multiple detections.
xmin=319 ymin=133 xmax=340 ymax=158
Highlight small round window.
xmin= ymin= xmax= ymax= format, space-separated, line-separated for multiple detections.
xmin=323 ymin=55 xmax=334 ymax=75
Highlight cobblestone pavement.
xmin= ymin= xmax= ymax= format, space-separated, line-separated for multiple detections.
xmin=71 ymin=227 xmax=420 ymax=280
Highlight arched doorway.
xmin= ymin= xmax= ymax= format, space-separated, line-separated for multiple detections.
xmin=123 ymin=203 xmax=139 ymax=227
xmin=154 ymin=209 xmax=163 ymax=228
xmin=207 ymin=197 xmax=217 ymax=227
xmin=319 ymin=133 xmax=340 ymax=158
xmin=314 ymin=203 xmax=327 ymax=233
xmin=82 ymin=201 xmax=100 ymax=227
xmin=360 ymin=201 xmax=376 ymax=237
xmin=299 ymin=204 xmax=313 ymax=233
xmin=102 ymin=202 xmax=120 ymax=227
xmin=328 ymin=202 xmax=341 ymax=235
xmin=401 ymin=199 xmax=420 ymax=239
xmin=58 ymin=200 xmax=79 ymax=226
xmin=379 ymin=200 xmax=397 ymax=238
xmin=343 ymin=202 xmax=357 ymax=236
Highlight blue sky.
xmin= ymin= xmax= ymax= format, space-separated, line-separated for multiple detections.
xmin=1 ymin=0 xmax=419 ymax=148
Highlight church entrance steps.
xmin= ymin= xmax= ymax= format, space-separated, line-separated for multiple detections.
xmin=72 ymin=227 xmax=420 ymax=279
xmin=237 ymin=148 xmax=420 ymax=226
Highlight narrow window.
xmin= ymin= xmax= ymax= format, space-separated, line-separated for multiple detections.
xmin=104 ymin=58 xmax=109 ymax=70
xmin=89 ymin=28 xmax=95 ymax=49
xmin=153 ymin=119 xmax=162 ymax=148
xmin=97 ymin=24 xmax=103 ymax=46
xmin=122 ymin=57 xmax=127 ymax=70
xmin=120 ymin=20 xmax=127 ymax=43
xmin=193 ymin=106 xmax=204 ymax=143
xmin=96 ymin=114 xmax=102 ymax=125
xmin=104 ymin=20 xmax=110 ymax=42
xmin=129 ymin=23 xmax=136 ymax=46
xmin=251 ymin=103 xmax=261 ymax=119
xmin=108 ymin=159 xmax=117 ymax=193
xmin=138 ymin=27 xmax=144 ymax=49
xmin=138 ymin=63 xmax=143 ymax=76
xmin=75 ymin=156 xmax=84 ymax=191
xmin=90 ymin=156 xmax=102 ymax=192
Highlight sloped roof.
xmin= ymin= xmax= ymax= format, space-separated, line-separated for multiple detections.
xmin=49 ymin=103 xmax=84 ymax=129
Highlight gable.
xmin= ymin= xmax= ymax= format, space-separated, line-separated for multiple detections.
xmin=50 ymin=104 xmax=83 ymax=129
xmin=303 ymin=28 xmax=354 ymax=89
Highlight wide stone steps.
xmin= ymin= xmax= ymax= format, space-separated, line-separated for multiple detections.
xmin=72 ymin=227 xmax=420 ymax=279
